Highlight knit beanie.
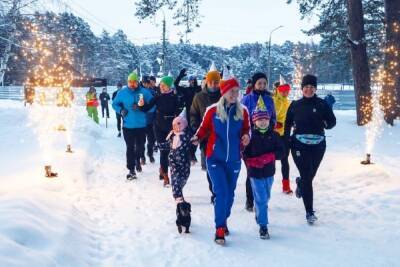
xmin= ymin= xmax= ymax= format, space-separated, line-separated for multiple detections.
xmin=251 ymin=72 xmax=268 ymax=87
xmin=277 ymin=84 xmax=291 ymax=93
xmin=160 ymin=76 xmax=174 ymax=88
xmin=301 ymin=74 xmax=317 ymax=88
xmin=128 ymin=72 xmax=139 ymax=82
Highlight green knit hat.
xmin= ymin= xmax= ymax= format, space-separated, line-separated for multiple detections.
xmin=128 ymin=72 xmax=139 ymax=82
xmin=160 ymin=76 xmax=174 ymax=88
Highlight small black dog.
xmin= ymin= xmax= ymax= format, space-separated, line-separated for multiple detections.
xmin=176 ymin=201 xmax=191 ymax=233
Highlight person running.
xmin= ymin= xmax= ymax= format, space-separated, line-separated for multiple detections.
xmin=86 ymin=86 xmax=99 ymax=124
xmin=241 ymin=72 xmax=276 ymax=212
xmin=112 ymin=72 xmax=153 ymax=180
xmin=139 ymin=75 xmax=181 ymax=187
xmin=190 ymin=63 xmax=222 ymax=204
xmin=273 ymin=83 xmax=293 ymax=194
xmin=112 ymin=82 xmax=123 ymax=137
xmin=244 ymin=96 xmax=284 ymax=239
xmin=284 ymin=74 xmax=336 ymax=224
xmin=167 ymin=110 xmax=192 ymax=202
xmin=141 ymin=75 xmax=156 ymax=164
xmin=192 ymin=74 xmax=250 ymax=245
xmin=99 ymin=88 xmax=111 ymax=118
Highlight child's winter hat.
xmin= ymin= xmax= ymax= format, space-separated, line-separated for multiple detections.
xmin=128 ymin=71 xmax=139 ymax=82
xmin=172 ymin=108 xmax=188 ymax=131
xmin=206 ymin=62 xmax=221 ymax=83
xmin=219 ymin=65 xmax=240 ymax=96
xmin=251 ymin=72 xmax=268 ymax=87
xmin=301 ymin=74 xmax=317 ymax=88
xmin=252 ymin=95 xmax=271 ymax=122
xmin=160 ymin=76 xmax=174 ymax=88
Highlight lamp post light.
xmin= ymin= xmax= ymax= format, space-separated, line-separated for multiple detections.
xmin=267 ymin=25 xmax=283 ymax=90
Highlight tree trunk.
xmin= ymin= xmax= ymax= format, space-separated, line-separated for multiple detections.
xmin=382 ymin=0 xmax=400 ymax=125
xmin=346 ymin=0 xmax=372 ymax=125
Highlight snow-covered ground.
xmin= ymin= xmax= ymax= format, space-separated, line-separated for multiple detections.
xmin=0 ymin=100 xmax=399 ymax=267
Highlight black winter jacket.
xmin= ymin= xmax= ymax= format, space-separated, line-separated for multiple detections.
xmin=244 ymin=128 xmax=284 ymax=178
xmin=284 ymin=95 xmax=336 ymax=149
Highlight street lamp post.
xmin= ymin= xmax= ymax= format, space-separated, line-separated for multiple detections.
xmin=267 ymin=25 xmax=283 ymax=90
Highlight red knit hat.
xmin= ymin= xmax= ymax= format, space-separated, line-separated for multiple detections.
xmin=220 ymin=78 xmax=239 ymax=96
xmin=277 ymin=84 xmax=291 ymax=93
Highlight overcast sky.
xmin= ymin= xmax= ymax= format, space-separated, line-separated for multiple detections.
xmin=47 ymin=0 xmax=320 ymax=48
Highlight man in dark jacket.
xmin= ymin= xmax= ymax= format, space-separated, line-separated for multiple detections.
xmin=99 ymin=88 xmax=111 ymax=118
xmin=190 ymin=68 xmax=221 ymax=203
xmin=112 ymin=82 xmax=123 ymax=137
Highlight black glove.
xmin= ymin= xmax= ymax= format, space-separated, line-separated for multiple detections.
xmin=120 ymin=108 xmax=128 ymax=118
xmin=178 ymin=68 xmax=187 ymax=78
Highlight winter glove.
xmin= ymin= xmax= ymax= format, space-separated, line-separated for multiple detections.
xmin=178 ymin=68 xmax=187 ymax=78
xmin=120 ymin=108 xmax=128 ymax=118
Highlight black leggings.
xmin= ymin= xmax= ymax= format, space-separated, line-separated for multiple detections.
xmin=291 ymin=145 xmax=326 ymax=213
xmin=155 ymin=128 xmax=170 ymax=174
xmin=280 ymin=136 xmax=290 ymax=179
xmin=123 ymin=127 xmax=146 ymax=172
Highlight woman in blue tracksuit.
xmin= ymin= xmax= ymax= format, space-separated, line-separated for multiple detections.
xmin=112 ymin=72 xmax=153 ymax=180
xmin=241 ymin=72 xmax=276 ymax=212
xmin=193 ymin=77 xmax=250 ymax=245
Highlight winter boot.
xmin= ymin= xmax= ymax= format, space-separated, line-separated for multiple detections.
xmin=295 ymin=177 xmax=302 ymax=198
xmin=163 ymin=173 xmax=170 ymax=187
xmin=214 ymin=227 xmax=225 ymax=245
xmin=159 ymin=168 xmax=164 ymax=180
xmin=282 ymin=179 xmax=293 ymax=195
xmin=245 ymin=200 xmax=254 ymax=212
xmin=306 ymin=211 xmax=318 ymax=225
xmin=259 ymin=226 xmax=270 ymax=240
xmin=224 ymin=225 xmax=230 ymax=236
xmin=149 ymin=155 xmax=155 ymax=163
xmin=126 ymin=171 xmax=137 ymax=180
xmin=117 ymin=131 xmax=121 ymax=137
xmin=136 ymin=161 xmax=142 ymax=173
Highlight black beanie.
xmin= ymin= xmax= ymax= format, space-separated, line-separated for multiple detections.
xmin=251 ymin=72 xmax=268 ymax=87
xmin=301 ymin=74 xmax=317 ymax=88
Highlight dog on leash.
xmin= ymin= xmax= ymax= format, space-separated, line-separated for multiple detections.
xmin=176 ymin=201 xmax=191 ymax=233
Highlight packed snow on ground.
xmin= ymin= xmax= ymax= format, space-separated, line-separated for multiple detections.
xmin=0 ymin=99 xmax=399 ymax=267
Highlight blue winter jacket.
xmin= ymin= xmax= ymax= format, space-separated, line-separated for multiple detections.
xmin=241 ymin=90 xmax=276 ymax=126
xmin=112 ymin=86 xmax=153 ymax=129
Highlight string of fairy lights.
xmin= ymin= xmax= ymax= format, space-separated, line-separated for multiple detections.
xmin=21 ymin=15 xmax=76 ymax=88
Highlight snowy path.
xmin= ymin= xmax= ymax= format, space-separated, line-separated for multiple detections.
xmin=0 ymin=100 xmax=399 ymax=267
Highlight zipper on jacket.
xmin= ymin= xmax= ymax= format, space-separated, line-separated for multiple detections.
xmin=226 ymin=106 xmax=231 ymax=162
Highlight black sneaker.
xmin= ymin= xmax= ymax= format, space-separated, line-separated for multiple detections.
xmin=245 ymin=201 xmax=254 ymax=212
xmin=295 ymin=177 xmax=302 ymax=198
xmin=126 ymin=171 xmax=137 ymax=180
xmin=259 ymin=226 xmax=270 ymax=239
xmin=306 ymin=212 xmax=318 ymax=225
